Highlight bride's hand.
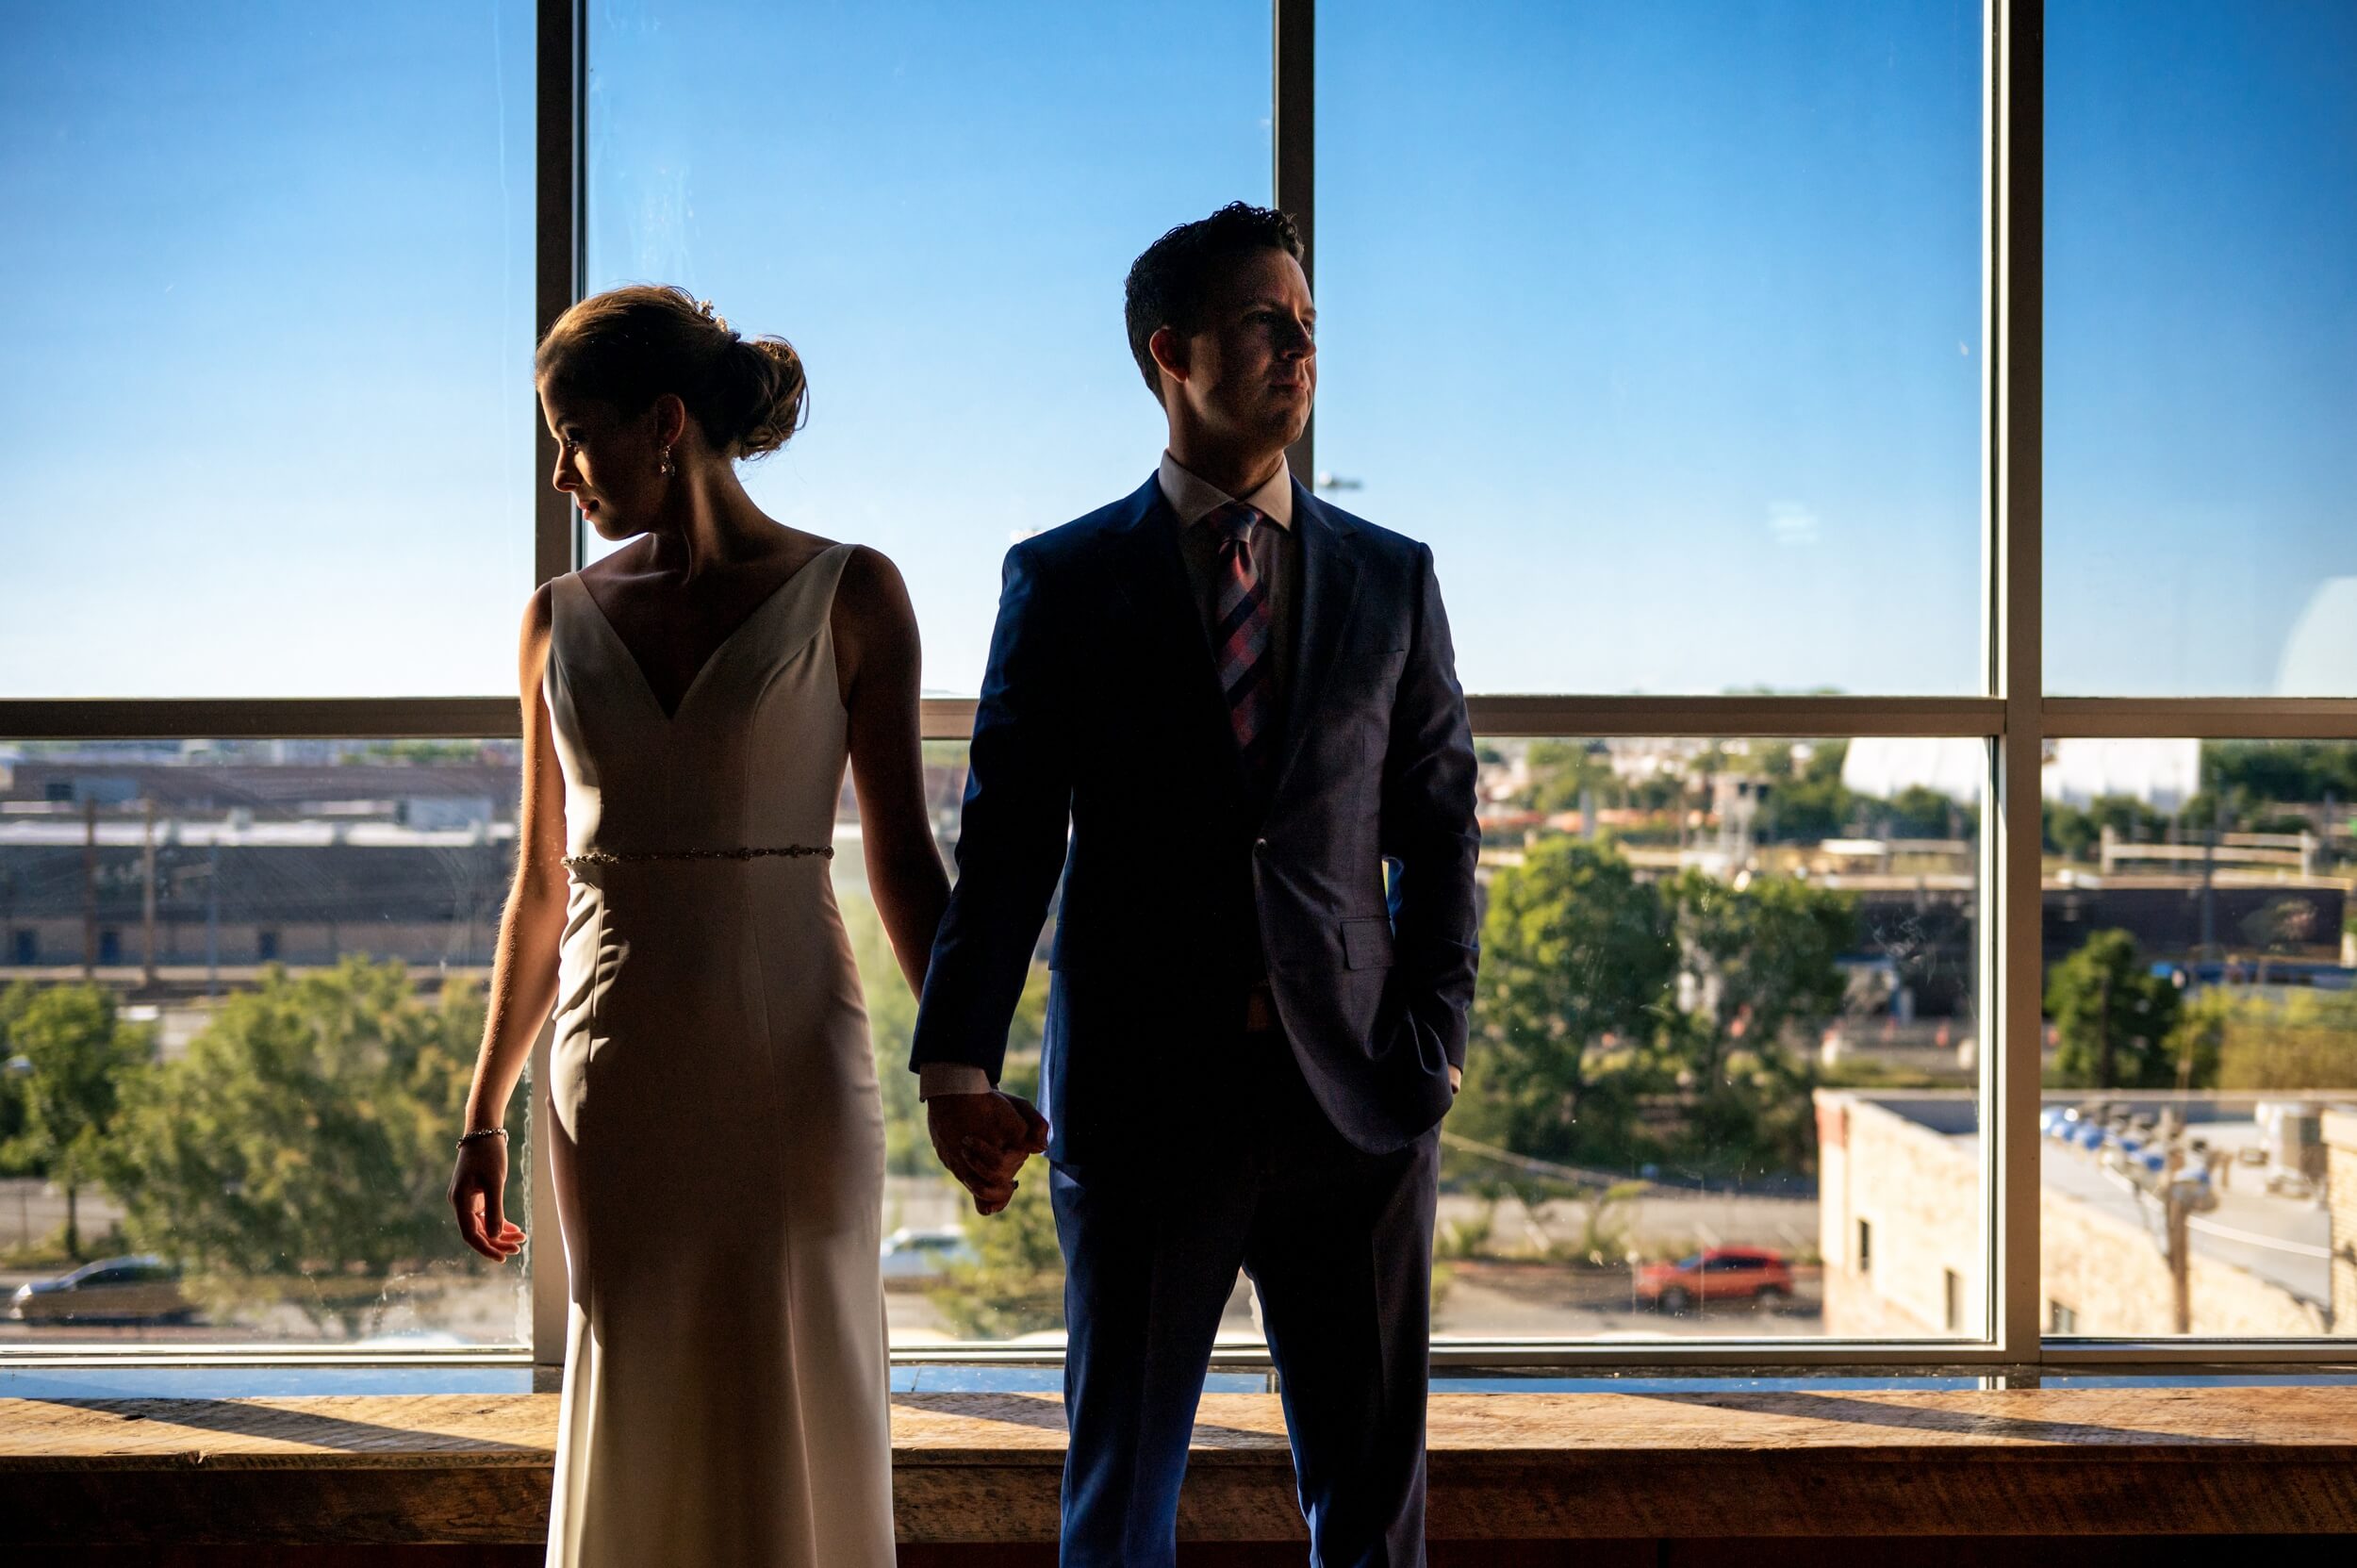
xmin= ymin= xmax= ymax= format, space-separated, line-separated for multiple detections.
xmin=449 ymin=1136 xmax=527 ymax=1263
xmin=927 ymin=1091 xmax=1049 ymax=1215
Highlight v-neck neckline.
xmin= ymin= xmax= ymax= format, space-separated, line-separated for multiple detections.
xmin=570 ymin=543 xmax=845 ymax=724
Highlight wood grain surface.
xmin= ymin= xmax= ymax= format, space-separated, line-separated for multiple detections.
xmin=3 ymin=1387 xmax=2354 ymax=1544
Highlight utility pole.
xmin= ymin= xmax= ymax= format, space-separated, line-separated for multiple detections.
xmin=205 ymin=838 xmax=221 ymax=999
xmin=2200 ymin=759 xmax=2220 ymax=966
xmin=2164 ymin=1144 xmax=2193 ymax=1335
xmin=81 ymin=795 xmax=98 ymax=979
xmin=141 ymin=797 xmax=158 ymax=991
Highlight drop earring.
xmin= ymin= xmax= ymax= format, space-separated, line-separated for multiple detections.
xmin=658 ymin=448 xmax=674 ymax=477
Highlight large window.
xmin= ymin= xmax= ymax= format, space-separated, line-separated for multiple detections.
xmin=0 ymin=740 xmax=530 ymax=1350
xmin=2046 ymin=2 xmax=2357 ymax=697
xmin=865 ymin=734 xmax=1989 ymax=1347
xmin=2033 ymin=740 xmax=2357 ymax=1340
xmin=0 ymin=4 xmax=536 ymax=700
xmin=583 ymin=0 xmax=1272 ymax=691
xmin=1452 ymin=735 xmax=1986 ymax=1343
xmin=1319 ymin=1 xmax=1985 ymax=696
xmin=8 ymin=1 xmax=2357 ymax=1374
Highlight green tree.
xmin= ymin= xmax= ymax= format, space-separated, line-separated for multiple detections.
xmin=0 ymin=982 xmax=152 ymax=1258
xmin=2045 ymin=930 xmax=2184 ymax=1089
xmin=2043 ymin=796 xmax=2167 ymax=863
xmin=101 ymin=959 xmax=504 ymax=1332
xmin=2203 ymin=740 xmax=2357 ymax=812
xmin=1462 ymin=839 xmax=1676 ymax=1166
xmin=2043 ymin=800 xmax=2094 ymax=861
xmin=1524 ymin=740 xmax=1620 ymax=815
xmin=1667 ymin=872 xmax=1855 ymax=1082
xmin=927 ymin=1175 xmax=1064 ymax=1340
xmin=2175 ymin=987 xmax=2357 ymax=1091
xmin=844 ymin=891 xmax=1049 ymax=1177
xmin=0 ymin=982 xmax=38 ymax=1176
xmin=1663 ymin=872 xmax=1856 ymax=1175
xmin=843 ymin=894 xmax=930 ymax=1175
xmin=1752 ymin=740 xmax=1855 ymax=844
xmin=1883 ymin=785 xmax=1962 ymax=841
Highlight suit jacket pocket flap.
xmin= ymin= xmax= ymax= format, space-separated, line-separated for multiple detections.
xmin=1341 ymin=916 xmax=1396 ymax=970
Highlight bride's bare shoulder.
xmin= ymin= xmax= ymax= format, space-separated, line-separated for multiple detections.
xmin=832 ymin=543 xmax=915 ymax=626
xmin=520 ymin=579 xmax=557 ymax=641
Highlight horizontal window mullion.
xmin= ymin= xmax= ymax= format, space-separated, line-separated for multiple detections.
xmin=0 ymin=1349 xmax=529 ymax=1368
xmin=1455 ymin=695 xmax=2003 ymax=738
xmin=0 ymin=698 xmax=519 ymax=741
xmin=925 ymin=696 xmax=2012 ymax=744
xmin=876 ymin=1342 xmax=2016 ymax=1369
xmin=2038 ymin=1342 xmax=2357 ymax=1365
xmin=23 ymin=1341 xmax=2354 ymax=1372
xmin=2041 ymin=698 xmax=2357 ymax=740
xmin=21 ymin=694 xmax=2357 ymax=744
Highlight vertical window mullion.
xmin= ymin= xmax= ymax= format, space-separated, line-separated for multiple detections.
xmin=535 ymin=0 xmax=584 ymax=590
xmin=1992 ymin=0 xmax=2046 ymax=1363
xmin=528 ymin=0 xmax=585 ymax=1372
xmin=1275 ymin=0 xmax=1313 ymax=484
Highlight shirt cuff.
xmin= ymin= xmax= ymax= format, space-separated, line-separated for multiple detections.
xmin=918 ymin=1063 xmax=995 ymax=1099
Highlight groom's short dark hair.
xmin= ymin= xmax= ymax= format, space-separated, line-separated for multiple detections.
xmin=1125 ymin=203 xmax=1305 ymax=400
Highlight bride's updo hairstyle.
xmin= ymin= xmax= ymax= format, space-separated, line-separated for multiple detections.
xmin=536 ymin=285 xmax=808 ymax=458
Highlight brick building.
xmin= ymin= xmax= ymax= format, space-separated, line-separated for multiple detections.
xmin=1819 ymin=1090 xmax=2355 ymax=1340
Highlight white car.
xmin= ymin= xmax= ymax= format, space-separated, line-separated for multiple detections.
xmin=879 ymin=1227 xmax=978 ymax=1280
xmin=9 ymin=1255 xmax=195 ymax=1325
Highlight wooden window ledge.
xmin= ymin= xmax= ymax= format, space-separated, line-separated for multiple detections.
xmin=4 ymin=1388 xmax=2357 ymax=1550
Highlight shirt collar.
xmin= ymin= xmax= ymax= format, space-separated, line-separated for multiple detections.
xmin=1157 ymin=451 xmax=1294 ymax=530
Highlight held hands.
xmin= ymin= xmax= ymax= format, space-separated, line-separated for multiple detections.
xmin=927 ymin=1090 xmax=1049 ymax=1215
xmin=449 ymin=1137 xmax=527 ymax=1263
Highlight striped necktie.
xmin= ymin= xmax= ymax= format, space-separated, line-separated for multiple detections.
xmin=1208 ymin=501 xmax=1275 ymax=781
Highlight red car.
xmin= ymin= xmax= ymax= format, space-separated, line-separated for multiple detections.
xmin=1635 ymin=1246 xmax=1794 ymax=1314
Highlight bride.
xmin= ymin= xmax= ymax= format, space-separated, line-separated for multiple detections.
xmin=447 ymin=285 xmax=951 ymax=1566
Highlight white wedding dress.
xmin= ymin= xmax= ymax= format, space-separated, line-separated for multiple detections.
xmin=538 ymin=541 xmax=893 ymax=1567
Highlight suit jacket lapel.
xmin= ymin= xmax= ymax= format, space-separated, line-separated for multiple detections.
xmin=1108 ymin=474 xmax=1249 ymax=799
xmin=1270 ymin=480 xmax=1363 ymax=800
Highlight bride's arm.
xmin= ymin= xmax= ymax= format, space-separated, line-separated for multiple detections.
xmin=835 ymin=546 xmax=950 ymax=989
xmin=839 ymin=544 xmax=1047 ymax=1211
xmin=449 ymin=584 xmax=569 ymax=1263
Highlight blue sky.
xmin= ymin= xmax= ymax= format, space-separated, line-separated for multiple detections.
xmin=3 ymin=1 xmax=2349 ymax=700
xmin=2047 ymin=0 xmax=2357 ymax=696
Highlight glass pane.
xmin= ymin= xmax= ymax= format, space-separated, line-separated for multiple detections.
xmin=2047 ymin=3 xmax=2357 ymax=695
xmin=849 ymin=740 xmax=1080 ymax=1348
xmin=1450 ymin=735 xmax=1986 ymax=1342
xmin=874 ymin=734 xmax=1989 ymax=1346
xmin=585 ymin=1 xmax=1271 ymax=695
xmin=0 ymin=739 xmax=528 ymax=1349
xmin=0 ymin=6 xmax=536 ymax=699
xmin=2038 ymin=739 xmax=2357 ymax=1338
xmin=1319 ymin=3 xmax=1985 ymax=696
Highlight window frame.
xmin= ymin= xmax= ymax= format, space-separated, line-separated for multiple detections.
xmin=7 ymin=0 xmax=2357 ymax=1376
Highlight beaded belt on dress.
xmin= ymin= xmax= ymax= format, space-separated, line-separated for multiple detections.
xmin=562 ymin=845 xmax=833 ymax=868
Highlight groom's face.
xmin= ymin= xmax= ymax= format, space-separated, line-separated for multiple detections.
xmin=1162 ymin=247 xmax=1316 ymax=453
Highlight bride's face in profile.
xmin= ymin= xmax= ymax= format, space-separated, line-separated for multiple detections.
xmin=540 ymin=383 xmax=670 ymax=541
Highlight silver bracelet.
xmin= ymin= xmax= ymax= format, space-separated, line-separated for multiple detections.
xmin=456 ymin=1127 xmax=508 ymax=1148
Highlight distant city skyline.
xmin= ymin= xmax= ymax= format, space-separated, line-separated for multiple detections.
xmin=3 ymin=2 xmax=2350 ymax=701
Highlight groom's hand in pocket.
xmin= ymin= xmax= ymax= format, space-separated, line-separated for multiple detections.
xmin=927 ymin=1090 xmax=1050 ymax=1214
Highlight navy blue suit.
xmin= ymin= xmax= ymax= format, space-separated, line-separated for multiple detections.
xmin=912 ymin=471 xmax=1479 ymax=1566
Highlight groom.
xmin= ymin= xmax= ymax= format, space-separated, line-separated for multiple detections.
xmin=912 ymin=202 xmax=1478 ymax=1566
